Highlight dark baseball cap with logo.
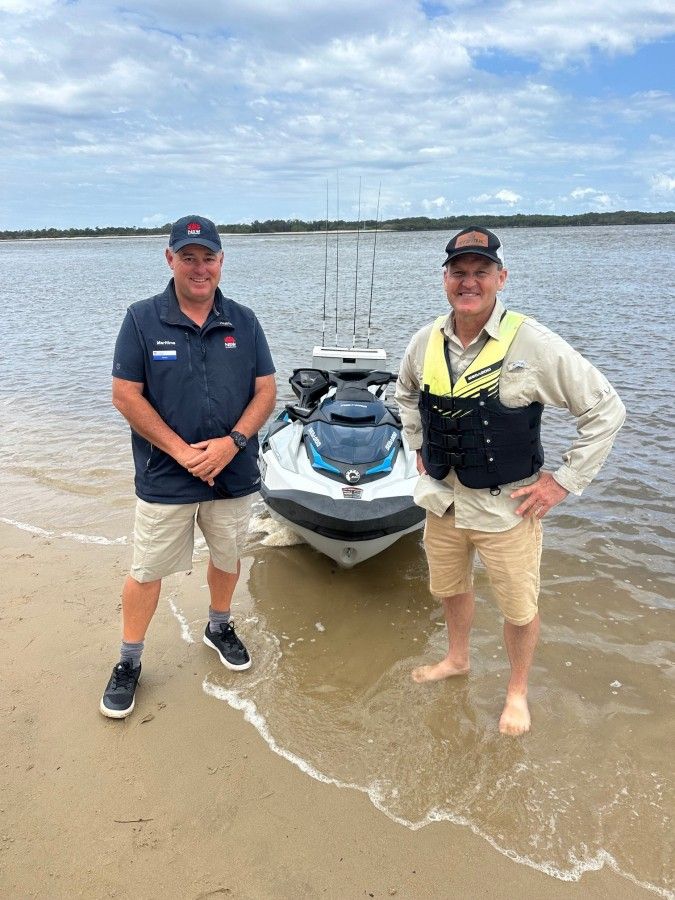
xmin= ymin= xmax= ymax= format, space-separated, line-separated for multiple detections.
xmin=442 ymin=226 xmax=504 ymax=267
xmin=169 ymin=215 xmax=222 ymax=253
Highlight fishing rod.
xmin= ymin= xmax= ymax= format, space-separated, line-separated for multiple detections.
xmin=322 ymin=179 xmax=329 ymax=348
xmin=334 ymin=172 xmax=340 ymax=346
xmin=352 ymin=177 xmax=362 ymax=349
xmin=366 ymin=182 xmax=381 ymax=349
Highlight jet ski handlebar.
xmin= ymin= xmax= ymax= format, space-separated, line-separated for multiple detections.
xmin=329 ymin=369 xmax=396 ymax=388
xmin=329 ymin=370 xmax=396 ymax=402
xmin=289 ymin=367 xmax=398 ymax=410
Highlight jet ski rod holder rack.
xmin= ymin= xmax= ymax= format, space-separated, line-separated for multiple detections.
xmin=311 ymin=345 xmax=387 ymax=372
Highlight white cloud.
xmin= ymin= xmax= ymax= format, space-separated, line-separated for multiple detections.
xmin=566 ymin=187 xmax=616 ymax=209
xmin=448 ymin=0 xmax=675 ymax=66
xmin=495 ymin=189 xmax=521 ymax=205
xmin=422 ymin=196 xmax=448 ymax=211
xmin=650 ymin=173 xmax=675 ymax=193
xmin=470 ymin=190 xmax=522 ymax=206
xmin=0 ymin=0 xmax=56 ymax=12
xmin=141 ymin=213 xmax=170 ymax=225
xmin=0 ymin=0 xmax=673 ymax=226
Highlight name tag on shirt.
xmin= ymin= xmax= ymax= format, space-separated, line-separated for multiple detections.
xmin=152 ymin=350 xmax=177 ymax=361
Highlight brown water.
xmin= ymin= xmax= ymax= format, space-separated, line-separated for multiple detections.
xmin=1 ymin=228 xmax=673 ymax=896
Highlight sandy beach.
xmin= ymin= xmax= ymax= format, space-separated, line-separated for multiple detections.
xmin=1 ymin=522 xmax=658 ymax=900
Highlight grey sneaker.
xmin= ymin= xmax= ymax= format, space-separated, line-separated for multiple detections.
xmin=100 ymin=660 xmax=141 ymax=718
xmin=203 ymin=622 xmax=251 ymax=670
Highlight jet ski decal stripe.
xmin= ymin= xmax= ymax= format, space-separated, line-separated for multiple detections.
xmin=365 ymin=445 xmax=397 ymax=475
xmin=308 ymin=443 xmax=341 ymax=474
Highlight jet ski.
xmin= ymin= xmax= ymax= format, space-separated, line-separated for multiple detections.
xmin=259 ymin=346 xmax=424 ymax=568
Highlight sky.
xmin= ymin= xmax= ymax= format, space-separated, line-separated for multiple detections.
xmin=1 ymin=0 xmax=674 ymax=229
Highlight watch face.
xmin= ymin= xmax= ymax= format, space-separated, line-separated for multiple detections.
xmin=231 ymin=431 xmax=247 ymax=449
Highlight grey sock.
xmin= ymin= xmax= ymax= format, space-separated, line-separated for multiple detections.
xmin=119 ymin=640 xmax=144 ymax=669
xmin=208 ymin=607 xmax=231 ymax=632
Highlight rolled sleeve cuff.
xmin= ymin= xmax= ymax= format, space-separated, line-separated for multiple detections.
xmin=553 ymin=466 xmax=587 ymax=497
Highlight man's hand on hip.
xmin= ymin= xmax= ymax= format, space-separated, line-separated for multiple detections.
xmin=415 ymin=450 xmax=427 ymax=475
xmin=510 ymin=470 xmax=569 ymax=519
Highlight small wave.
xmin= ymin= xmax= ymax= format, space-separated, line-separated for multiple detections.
xmin=200 ymin=677 xmax=671 ymax=898
xmin=164 ymin=592 xmax=671 ymax=899
xmin=249 ymin=512 xmax=305 ymax=548
xmin=61 ymin=530 xmax=127 ymax=546
xmin=166 ymin=595 xmax=196 ymax=644
xmin=0 ymin=516 xmax=127 ymax=545
xmin=0 ymin=517 xmax=53 ymax=537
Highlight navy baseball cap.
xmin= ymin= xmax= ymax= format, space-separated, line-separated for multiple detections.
xmin=169 ymin=215 xmax=222 ymax=253
xmin=443 ymin=226 xmax=504 ymax=267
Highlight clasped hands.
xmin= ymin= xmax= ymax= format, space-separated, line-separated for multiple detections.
xmin=181 ymin=437 xmax=238 ymax=486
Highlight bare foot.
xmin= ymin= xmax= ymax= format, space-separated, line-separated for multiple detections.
xmin=411 ymin=659 xmax=470 ymax=683
xmin=499 ymin=693 xmax=531 ymax=735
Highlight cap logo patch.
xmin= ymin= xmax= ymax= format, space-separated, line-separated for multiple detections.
xmin=456 ymin=231 xmax=488 ymax=248
xmin=187 ymin=222 xmax=202 ymax=236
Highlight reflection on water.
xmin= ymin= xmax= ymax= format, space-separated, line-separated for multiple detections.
xmin=1 ymin=227 xmax=674 ymax=896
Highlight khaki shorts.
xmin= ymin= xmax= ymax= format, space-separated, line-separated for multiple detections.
xmin=423 ymin=510 xmax=542 ymax=626
xmin=130 ymin=495 xmax=254 ymax=583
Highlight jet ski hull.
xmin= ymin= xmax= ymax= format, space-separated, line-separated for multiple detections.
xmin=267 ymin=513 xmax=422 ymax=568
xmin=260 ymin=484 xmax=424 ymax=567
xmin=259 ymin=363 xmax=423 ymax=568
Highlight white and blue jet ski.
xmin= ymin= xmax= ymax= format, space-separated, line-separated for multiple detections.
xmin=259 ymin=346 xmax=424 ymax=568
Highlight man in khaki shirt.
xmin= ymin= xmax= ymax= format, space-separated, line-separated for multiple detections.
xmin=395 ymin=226 xmax=625 ymax=735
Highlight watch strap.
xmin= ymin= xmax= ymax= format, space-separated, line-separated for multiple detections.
xmin=229 ymin=430 xmax=248 ymax=450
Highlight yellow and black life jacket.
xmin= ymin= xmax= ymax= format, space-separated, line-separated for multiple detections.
xmin=418 ymin=310 xmax=544 ymax=491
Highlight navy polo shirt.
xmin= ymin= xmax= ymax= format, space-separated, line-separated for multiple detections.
xmin=112 ymin=280 xmax=275 ymax=503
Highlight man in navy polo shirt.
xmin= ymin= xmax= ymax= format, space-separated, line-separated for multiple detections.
xmin=100 ymin=214 xmax=276 ymax=719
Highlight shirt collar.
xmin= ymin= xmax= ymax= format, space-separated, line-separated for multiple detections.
xmin=160 ymin=280 xmax=224 ymax=327
xmin=442 ymin=297 xmax=506 ymax=342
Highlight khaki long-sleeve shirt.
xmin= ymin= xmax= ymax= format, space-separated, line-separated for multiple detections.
xmin=395 ymin=299 xmax=626 ymax=532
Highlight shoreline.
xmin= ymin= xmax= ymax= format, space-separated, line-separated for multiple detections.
xmin=2 ymin=216 xmax=674 ymax=243
xmin=0 ymin=228 xmax=392 ymax=243
xmin=0 ymin=522 xmax=659 ymax=899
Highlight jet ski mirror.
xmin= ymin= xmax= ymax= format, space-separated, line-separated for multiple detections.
xmin=289 ymin=368 xmax=331 ymax=408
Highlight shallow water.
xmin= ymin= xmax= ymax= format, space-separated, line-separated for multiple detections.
xmin=1 ymin=227 xmax=673 ymax=896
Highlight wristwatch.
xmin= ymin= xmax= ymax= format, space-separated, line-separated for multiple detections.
xmin=229 ymin=430 xmax=248 ymax=451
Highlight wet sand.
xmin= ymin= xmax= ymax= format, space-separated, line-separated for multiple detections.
xmin=0 ymin=523 xmax=657 ymax=899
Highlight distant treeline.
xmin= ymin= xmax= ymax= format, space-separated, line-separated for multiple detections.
xmin=1 ymin=210 xmax=673 ymax=240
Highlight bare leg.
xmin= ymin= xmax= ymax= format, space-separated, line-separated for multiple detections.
xmin=499 ymin=613 xmax=540 ymax=735
xmin=411 ymin=591 xmax=474 ymax=683
xmin=121 ymin=576 xmax=161 ymax=642
xmin=207 ymin=558 xmax=240 ymax=613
